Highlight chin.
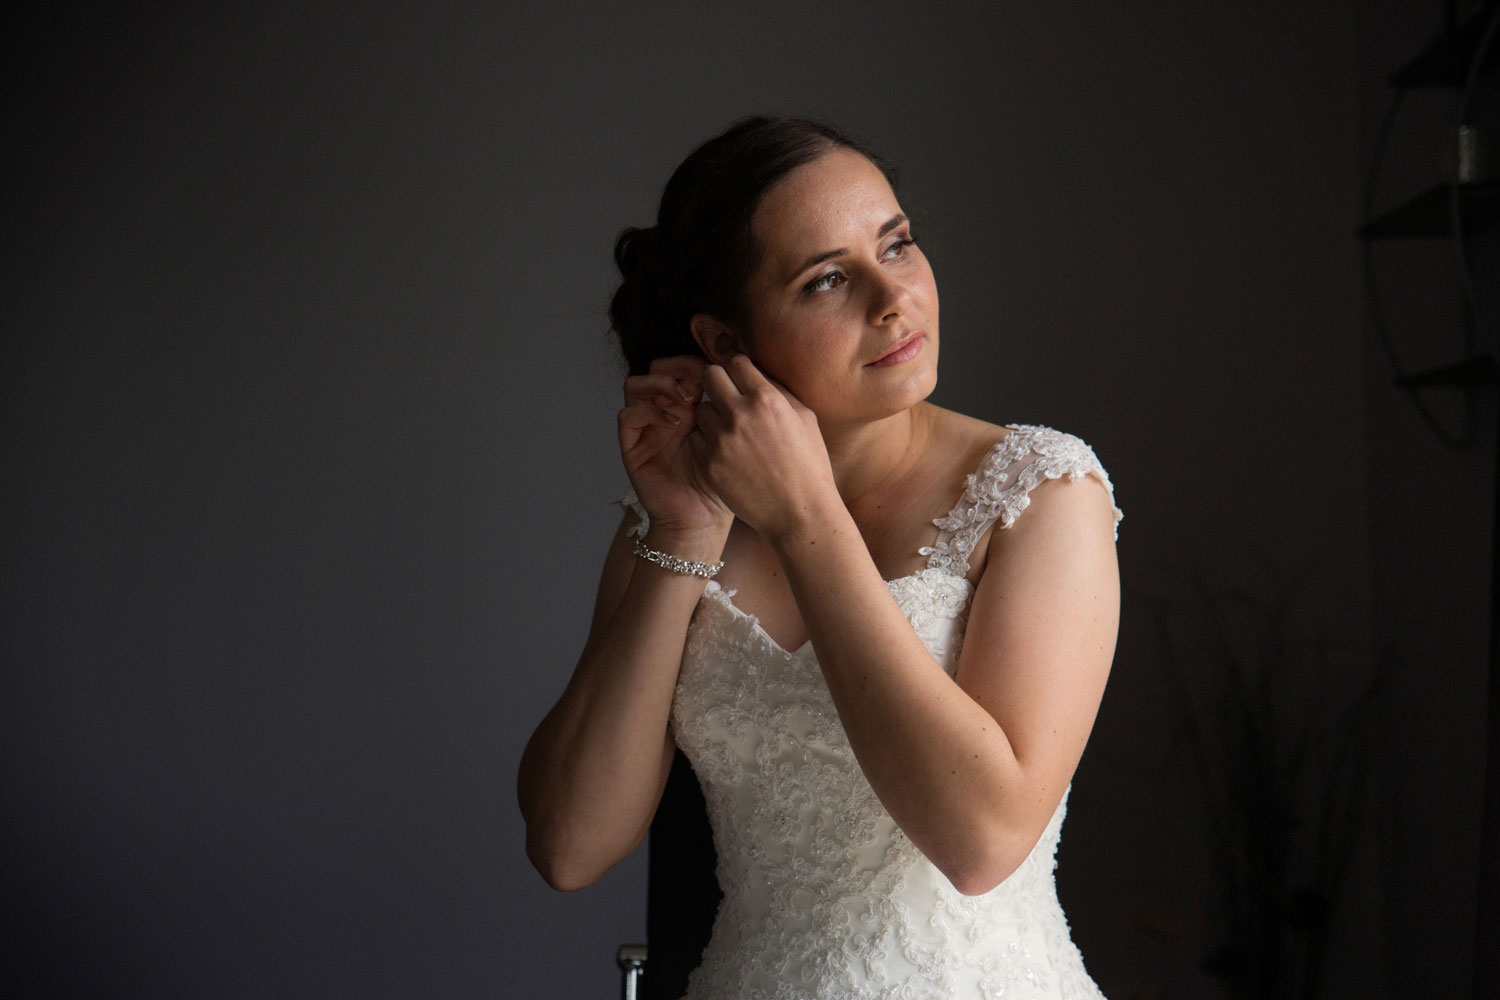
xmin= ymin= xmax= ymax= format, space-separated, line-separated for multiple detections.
xmin=897 ymin=361 xmax=939 ymax=407
xmin=852 ymin=369 xmax=939 ymax=424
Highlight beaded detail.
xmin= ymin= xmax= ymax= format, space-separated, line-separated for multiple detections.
xmin=632 ymin=538 xmax=724 ymax=578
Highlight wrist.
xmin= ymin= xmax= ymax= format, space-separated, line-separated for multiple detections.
xmin=642 ymin=522 xmax=730 ymax=566
xmin=762 ymin=488 xmax=851 ymax=549
xmin=632 ymin=537 xmax=724 ymax=579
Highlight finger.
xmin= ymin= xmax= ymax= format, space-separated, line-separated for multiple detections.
xmin=646 ymin=355 xmax=709 ymax=399
xmin=700 ymin=363 xmax=743 ymax=411
xmin=723 ymin=354 xmax=772 ymax=394
xmin=647 ymin=355 xmax=708 ymax=378
xmin=692 ymin=398 xmax=724 ymax=441
xmin=760 ymin=373 xmax=810 ymax=413
xmin=618 ymin=402 xmax=682 ymax=434
xmin=625 ymin=372 xmax=699 ymax=406
xmin=725 ymin=358 xmax=811 ymax=414
xmin=685 ymin=424 xmax=710 ymax=468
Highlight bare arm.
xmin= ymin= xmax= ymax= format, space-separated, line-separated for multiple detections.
xmin=517 ymin=514 xmax=726 ymax=891
xmin=518 ymin=356 xmax=730 ymax=891
xmin=770 ymin=475 xmax=1119 ymax=894
xmin=694 ymin=356 xmax=1118 ymax=894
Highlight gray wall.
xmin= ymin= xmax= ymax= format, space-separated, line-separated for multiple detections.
xmin=4 ymin=2 xmax=1487 ymax=997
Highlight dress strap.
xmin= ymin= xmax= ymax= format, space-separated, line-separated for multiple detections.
xmin=919 ymin=425 xmax=1122 ymax=578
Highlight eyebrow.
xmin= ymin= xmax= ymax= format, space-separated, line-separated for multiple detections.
xmin=788 ymin=213 xmax=908 ymax=282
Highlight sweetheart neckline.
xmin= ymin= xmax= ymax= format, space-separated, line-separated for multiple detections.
xmin=701 ymin=568 xmax=976 ymax=658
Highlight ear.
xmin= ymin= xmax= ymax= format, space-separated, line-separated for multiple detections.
xmin=689 ymin=314 xmax=745 ymax=365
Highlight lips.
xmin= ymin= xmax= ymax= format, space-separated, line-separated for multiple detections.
xmin=867 ymin=332 xmax=924 ymax=368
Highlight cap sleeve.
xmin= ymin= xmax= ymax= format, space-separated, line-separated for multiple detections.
xmin=921 ymin=425 xmax=1122 ymax=578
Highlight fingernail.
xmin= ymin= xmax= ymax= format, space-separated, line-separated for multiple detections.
xmin=665 ymin=411 xmax=681 ymax=425
xmin=676 ymin=383 xmax=694 ymax=401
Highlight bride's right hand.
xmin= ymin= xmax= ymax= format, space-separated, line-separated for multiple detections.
xmin=618 ymin=355 xmax=732 ymax=538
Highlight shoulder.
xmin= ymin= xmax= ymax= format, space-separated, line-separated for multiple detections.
xmin=966 ymin=426 xmax=1121 ymax=607
xmin=918 ymin=409 xmax=1121 ymax=581
xmin=920 ymin=406 xmax=1110 ymax=475
xmin=972 ymin=424 xmax=1122 ymax=536
xmin=922 ymin=405 xmax=1121 ymax=528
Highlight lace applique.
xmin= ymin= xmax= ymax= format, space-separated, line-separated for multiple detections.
xmin=920 ymin=425 xmax=1122 ymax=579
xmin=615 ymin=425 xmax=1115 ymax=998
xmin=671 ymin=575 xmax=1105 ymax=999
xmin=887 ymin=570 xmax=973 ymax=663
xmin=614 ymin=489 xmax=649 ymax=539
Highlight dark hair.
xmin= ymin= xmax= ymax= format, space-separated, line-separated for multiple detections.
xmin=609 ymin=116 xmax=896 ymax=375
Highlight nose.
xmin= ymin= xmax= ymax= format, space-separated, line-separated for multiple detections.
xmin=866 ymin=268 xmax=913 ymax=326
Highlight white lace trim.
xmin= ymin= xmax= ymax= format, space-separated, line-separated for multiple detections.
xmin=616 ymin=492 xmax=650 ymax=539
xmin=672 ymin=575 xmax=1104 ymax=999
xmin=920 ymin=425 xmax=1121 ymax=579
xmin=612 ymin=426 xmax=1117 ymax=998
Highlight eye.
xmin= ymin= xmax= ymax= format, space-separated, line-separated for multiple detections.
xmin=804 ymin=271 xmax=846 ymax=294
xmin=883 ymin=236 xmax=917 ymax=259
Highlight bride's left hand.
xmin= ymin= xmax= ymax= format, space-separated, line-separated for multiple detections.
xmin=689 ymin=355 xmax=840 ymax=540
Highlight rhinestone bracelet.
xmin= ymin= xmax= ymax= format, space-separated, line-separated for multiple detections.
xmin=632 ymin=538 xmax=724 ymax=579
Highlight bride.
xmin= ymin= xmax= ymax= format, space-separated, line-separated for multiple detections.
xmin=518 ymin=116 xmax=1121 ymax=999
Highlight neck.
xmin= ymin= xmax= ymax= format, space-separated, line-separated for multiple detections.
xmin=819 ymin=402 xmax=935 ymax=505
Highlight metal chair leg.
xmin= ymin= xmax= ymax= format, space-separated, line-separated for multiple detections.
xmin=616 ymin=944 xmax=647 ymax=1000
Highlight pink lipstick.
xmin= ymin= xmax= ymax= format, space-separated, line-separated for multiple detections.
xmin=868 ymin=333 xmax=924 ymax=368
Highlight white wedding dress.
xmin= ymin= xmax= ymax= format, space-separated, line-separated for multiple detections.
xmin=624 ymin=425 xmax=1121 ymax=1000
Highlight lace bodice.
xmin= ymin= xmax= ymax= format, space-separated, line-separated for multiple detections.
xmin=622 ymin=425 xmax=1120 ymax=1000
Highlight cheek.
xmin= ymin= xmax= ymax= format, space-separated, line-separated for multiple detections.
xmin=756 ymin=336 xmax=847 ymax=404
xmin=916 ymin=265 xmax=940 ymax=312
xmin=747 ymin=315 xmax=835 ymax=368
xmin=740 ymin=329 xmax=798 ymax=386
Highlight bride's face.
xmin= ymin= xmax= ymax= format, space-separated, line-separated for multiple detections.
xmin=736 ymin=149 xmax=939 ymax=426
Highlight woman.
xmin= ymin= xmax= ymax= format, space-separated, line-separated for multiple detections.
xmin=518 ymin=116 xmax=1121 ymax=999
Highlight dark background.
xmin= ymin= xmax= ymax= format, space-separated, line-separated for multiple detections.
xmin=4 ymin=2 xmax=1494 ymax=997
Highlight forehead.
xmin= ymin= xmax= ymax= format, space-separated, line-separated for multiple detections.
xmin=752 ymin=149 xmax=900 ymax=263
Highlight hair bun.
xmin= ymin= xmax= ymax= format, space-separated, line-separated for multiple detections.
xmin=608 ymin=117 xmax=892 ymax=375
xmin=614 ymin=226 xmax=662 ymax=282
xmin=610 ymin=225 xmax=676 ymax=375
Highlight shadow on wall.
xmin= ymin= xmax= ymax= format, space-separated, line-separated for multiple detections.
xmin=1145 ymin=562 xmax=1378 ymax=1000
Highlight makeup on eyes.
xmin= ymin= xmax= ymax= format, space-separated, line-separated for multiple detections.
xmin=787 ymin=213 xmax=911 ymax=287
xmin=798 ymin=235 xmax=917 ymax=297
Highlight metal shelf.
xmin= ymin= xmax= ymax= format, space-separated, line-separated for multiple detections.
xmin=1392 ymin=355 xmax=1500 ymax=389
xmin=1359 ymin=183 xmax=1500 ymax=238
xmin=1390 ymin=2 xmax=1500 ymax=88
